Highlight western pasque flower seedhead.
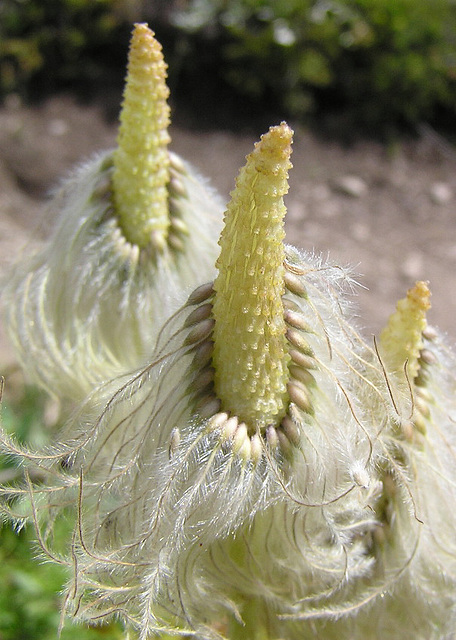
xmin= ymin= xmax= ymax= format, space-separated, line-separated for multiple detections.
xmin=2 ymin=24 xmax=223 ymax=402
xmin=2 ymin=43 xmax=456 ymax=635
xmin=309 ymin=281 xmax=456 ymax=640
xmin=0 ymin=124 xmax=386 ymax=638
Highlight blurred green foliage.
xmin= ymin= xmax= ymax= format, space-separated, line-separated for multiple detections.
xmin=0 ymin=380 xmax=125 ymax=639
xmin=2 ymin=0 xmax=456 ymax=133
xmin=167 ymin=0 xmax=456 ymax=133
xmin=0 ymin=526 xmax=125 ymax=639
xmin=0 ymin=0 xmax=131 ymax=99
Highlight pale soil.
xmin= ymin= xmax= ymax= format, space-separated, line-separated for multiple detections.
xmin=1 ymin=93 xmax=455 ymax=369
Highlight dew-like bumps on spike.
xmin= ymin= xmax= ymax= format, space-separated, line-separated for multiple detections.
xmin=180 ymin=259 xmax=318 ymax=465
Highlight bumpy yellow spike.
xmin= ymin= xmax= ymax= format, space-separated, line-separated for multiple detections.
xmin=379 ymin=281 xmax=431 ymax=380
xmin=211 ymin=123 xmax=293 ymax=432
xmin=112 ymin=23 xmax=171 ymax=249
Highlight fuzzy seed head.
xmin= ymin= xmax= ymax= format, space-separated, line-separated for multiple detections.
xmin=212 ymin=123 xmax=293 ymax=432
xmin=112 ymin=23 xmax=171 ymax=249
xmin=379 ymin=281 xmax=431 ymax=380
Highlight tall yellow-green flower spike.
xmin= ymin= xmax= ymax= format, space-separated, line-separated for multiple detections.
xmin=112 ymin=23 xmax=171 ymax=249
xmin=379 ymin=280 xmax=431 ymax=380
xmin=211 ymin=123 xmax=293 ymax=433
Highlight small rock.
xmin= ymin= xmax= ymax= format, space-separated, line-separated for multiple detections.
xmin=429 ymin=182 xmax=452 ymax=205
xmin=332 ymin=175 xmax=368 ymax=198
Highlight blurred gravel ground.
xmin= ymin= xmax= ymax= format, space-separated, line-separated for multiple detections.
xmin=1 ymin=94 xmax=455 ymax=369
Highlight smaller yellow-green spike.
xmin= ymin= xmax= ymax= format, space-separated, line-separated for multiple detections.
xmin=112 ymin=23 xmax=171 ymax=249
xmin=379 ymin=281 xmax=431 ymax=380
xmin=211 ymin=123 xmax=293 ymax=432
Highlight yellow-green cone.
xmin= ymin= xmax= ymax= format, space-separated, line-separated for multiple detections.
xmin=112 ymin=23 xmax=171 ymax=249
xmin=379 ymin=280 xmax=431 ymax=380
xmin=211 ymin=123 xmax=293 ymax=433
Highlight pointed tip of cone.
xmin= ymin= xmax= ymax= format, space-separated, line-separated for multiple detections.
xmin=261 ymin=122 xmax=294 ymax=148
xmin=130 ymin=22 xmax=162 ymax=56
xmin=379 ymin=280 xmax=432 ymax=380
xmin=252 ymin=122 xmax=293 ymax=167
xmin=128 ymin=24 xmax=169 ymax=79
xmin=133 ymin=22 xmax=153 ymax=34
xmin=408 ymin=280 xmax=431 ymax=312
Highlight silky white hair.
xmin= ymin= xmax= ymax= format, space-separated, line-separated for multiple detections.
xmin=2 ymin=150 xmax=224 ymax=402
xmin=1 ymin=247 xmax=456 ymax=639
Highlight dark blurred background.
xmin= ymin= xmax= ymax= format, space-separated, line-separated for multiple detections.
xmin=2 ymin=0 xmax=456 ymax=138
